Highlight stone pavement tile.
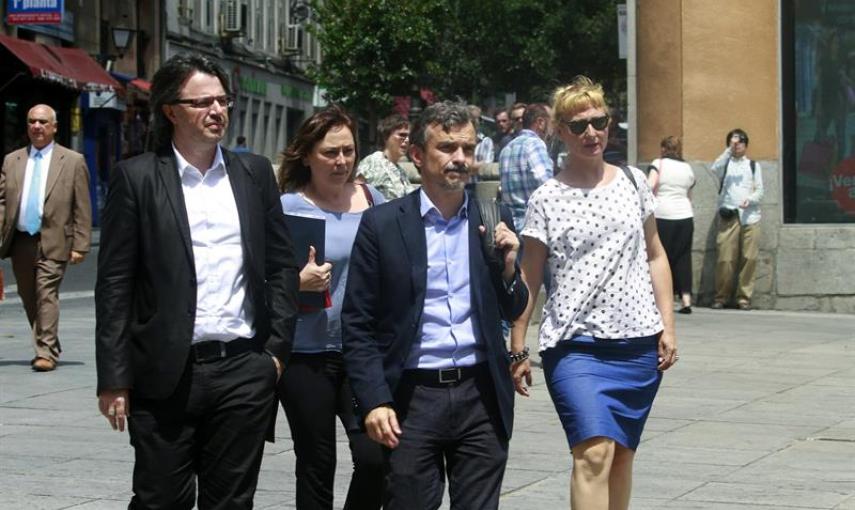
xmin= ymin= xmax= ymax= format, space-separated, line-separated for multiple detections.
xmin=0 ymin=493 xmax=94 ymax=510
xmin=502 ymin=467 xmax=570 ymax=494
xmin=837 ymin=495 xmax=855 ymax=509
xmin=629 ymin=464 xmax=710 ymax=501
xmin=711 ymin=384 xmax=855 ymax=428
xmin=0 ymin=431 xmax=119 ymax=458
xmin=642 ymin=421 xmax=819 ymax=452
xmin=813 ymin=419 xmax=855 ymax=441
xmin=637 ymin=445 xmax=770 ymax=467
xmin=0 ymin=472 xmax=132 ymax=500
xmin=719 ymin=441 xmax=855 ymax=493
xmin=814 ymin=367 xmax=855 ymax=387
xmin=53 ymin=500 xmax=130 ymax=509
xmin=644 ymin=394 xmax=746 ymax=421
xmin=682 ymin=481 xmax=849 ymax=508
xmin=497 ymin=475 xmax=570 ymax=508
xmin=34 ymin=458 xmax=133 ymax=483
xmin=644 ymin=416 xmax=695 ymax=434
xmin=658 ymin=376 xmax=789 ymax=403
xmin=1 ymin=454 xmax=72 ymax=473
xmin=661 ymin=501 xmax=795 ymax=509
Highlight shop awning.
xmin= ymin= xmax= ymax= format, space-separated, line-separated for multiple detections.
xmin=129 ymin=78 xmax=151 ymax=93
xmin=110 ymin=71 xmax=150 ymax=94
xmin=0 ymin=34 xmax=123 ymax=94
xmin=52 ymin=46 xmax=123 ymax=94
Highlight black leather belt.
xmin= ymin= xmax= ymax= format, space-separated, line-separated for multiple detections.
xmin=190 ymin=337 xmax=257 ymax=363
xmin=403 ymin=363 xmax=486 ymax=387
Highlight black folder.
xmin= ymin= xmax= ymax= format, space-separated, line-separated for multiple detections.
xmin=283 ymin=214 xmax=326 ymax=309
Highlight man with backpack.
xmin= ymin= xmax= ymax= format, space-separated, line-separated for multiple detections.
xmin=711 ymin=128 xmax=763 ymax=310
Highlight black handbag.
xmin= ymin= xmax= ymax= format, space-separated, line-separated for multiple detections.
xmin=718 ymin=207 xmax=738 ymax=220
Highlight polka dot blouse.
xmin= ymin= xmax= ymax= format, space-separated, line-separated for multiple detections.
xmin=521 ymin=166 xmax=664 ymax=351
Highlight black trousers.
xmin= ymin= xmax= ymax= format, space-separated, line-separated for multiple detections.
xmin=385 ymin=364 xmax=509 ymax=510
xmin=278 ymin=352 xmax=384 ymax=510
xmin=656 ymin=217 xmax=694 ymax=295
xmin=127 ymin=350 xmax=278 ymax=510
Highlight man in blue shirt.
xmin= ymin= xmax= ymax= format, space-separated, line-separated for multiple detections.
xmin=499 ymin=103 xmax=554 ymax=231
xmin=342 ymin=101 xmax=529 ymax=509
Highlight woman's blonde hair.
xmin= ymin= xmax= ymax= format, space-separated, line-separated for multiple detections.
xmin=551 ymin=76 xmax=609 ymax=122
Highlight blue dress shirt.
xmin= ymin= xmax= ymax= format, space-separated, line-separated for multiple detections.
xmin=405 ymin=190 xmax=484 ymax=369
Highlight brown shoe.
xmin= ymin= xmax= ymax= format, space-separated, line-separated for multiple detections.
xmin=737 ymin=301 xmax=751 ymax=311
xmin=31 ymin=357 xmax=57 ymax=372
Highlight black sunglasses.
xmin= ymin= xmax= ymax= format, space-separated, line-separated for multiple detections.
xmin=172 ymin=95 xmax=234 ymax=109
xmin=562 ymin=114 xmax=610 ymax=135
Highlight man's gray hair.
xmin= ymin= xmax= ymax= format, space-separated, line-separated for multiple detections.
xmin=410 ymin=101 xmax=473 ymax=149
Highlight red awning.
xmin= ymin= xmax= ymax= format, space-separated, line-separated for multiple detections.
xmin=129 ymin=78 xmax=151 ymax=93
xmin=52 ymin=46 xmax=124 ymax=94
xmin=0 ymin=34 xmax=123 ymax=94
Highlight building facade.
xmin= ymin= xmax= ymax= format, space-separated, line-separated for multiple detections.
xmin=165 ymin=0 xmax=321 ymax=162
xmin=636 ymin=0 xmax=855 ymax=312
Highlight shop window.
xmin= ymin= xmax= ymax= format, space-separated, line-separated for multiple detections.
xmin=786 ymin=0 xmax=855 ymax=222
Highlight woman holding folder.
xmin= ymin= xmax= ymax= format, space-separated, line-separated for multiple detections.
xmin=277 ymin=105 xmax=386 ymax=509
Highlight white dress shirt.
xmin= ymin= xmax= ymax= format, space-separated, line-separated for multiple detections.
xmin=173 ymin=144 xmax=255 ymax=343
xmin=712 ymin=147 xmax=764 ymax=225
xmin=16 ymin=142 xmax=54 ymax=232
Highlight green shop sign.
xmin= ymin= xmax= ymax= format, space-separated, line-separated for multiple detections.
xmin=282 ymin=83 xmax=312 ymax=102
xmin=239 ymin=76 xmax=267 ymax=96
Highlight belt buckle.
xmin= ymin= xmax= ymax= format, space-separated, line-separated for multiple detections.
xmin=438 ymin=368 xmax=461 ymax=384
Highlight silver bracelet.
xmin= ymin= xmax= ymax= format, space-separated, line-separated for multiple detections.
xmin=508 ymin=346 xmax=530 ymax=363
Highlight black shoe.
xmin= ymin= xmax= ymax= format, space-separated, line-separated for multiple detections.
xmin=678 ymin=306 xmax=692 ymax=314
xmin=710 ymin=302 xmax=724 ymax=310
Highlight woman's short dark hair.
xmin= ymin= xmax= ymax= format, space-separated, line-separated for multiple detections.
xmin=660 ymin=136 xmax=682 ymax=159
xmin=150 ymin=53 xmax=231 ymax=151
xmin=377 ymin=114 xmax=409 ymax=146
xmin=277 ymin=104 xmax=358 ymax=193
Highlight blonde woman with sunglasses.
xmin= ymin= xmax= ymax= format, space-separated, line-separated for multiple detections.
xmin=510 ymin=76 xmax=678 ymax=510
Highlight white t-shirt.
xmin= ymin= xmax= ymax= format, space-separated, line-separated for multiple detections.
xmin=651 ymin=157 xmax=695 ymax=220
xmin=522 ymin=167 xmax=664 ymax=351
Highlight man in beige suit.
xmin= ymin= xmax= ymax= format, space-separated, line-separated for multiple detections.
xmin=0 ymin=104 xmax=91 ymax=372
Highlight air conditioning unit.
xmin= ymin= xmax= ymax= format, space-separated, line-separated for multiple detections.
xmin=222 ymin=0 xmax=243 ymax=34
xmin=280 ymin=24 xmax=303 ymax=55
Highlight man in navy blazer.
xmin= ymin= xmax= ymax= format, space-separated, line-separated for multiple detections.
xmin=342 ymin=101 xmax=529 ymax=509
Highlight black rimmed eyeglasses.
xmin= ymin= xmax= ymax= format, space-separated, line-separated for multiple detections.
xmin=562 ymin=114 xmax=610 ymax=135
xmin=172 ymin=95 xmax=235 ymax=109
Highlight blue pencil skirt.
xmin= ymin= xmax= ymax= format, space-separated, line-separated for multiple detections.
xmin=541 ymin=337 xmax=662 ymax=451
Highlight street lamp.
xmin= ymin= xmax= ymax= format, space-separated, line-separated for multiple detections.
xmin=111 ymin=26 xmax=136 ymax=58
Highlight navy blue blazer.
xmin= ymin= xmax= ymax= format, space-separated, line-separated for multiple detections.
xmin=341 ymin=189 xmax=529 ymax=439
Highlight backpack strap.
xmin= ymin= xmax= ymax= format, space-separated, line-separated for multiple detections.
xmin=719 ymin=158 xmax=756 ymax=194
xmin=359 ymin=183 xmax=375 ymax=207
xmin=621 ymin=165 xmax=638 ymax=190
xmin=719 ymin=157 xmax=730 ymax=194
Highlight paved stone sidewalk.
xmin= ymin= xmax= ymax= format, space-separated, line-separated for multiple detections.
xmin=1 ymin=297 xmax=854 ymax=509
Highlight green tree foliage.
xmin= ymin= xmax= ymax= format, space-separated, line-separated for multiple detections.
xmin=308 ymin=0 xmax=625 ymax=116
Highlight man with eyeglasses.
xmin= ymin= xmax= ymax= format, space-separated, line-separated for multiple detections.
xmin=0 ymin=104 xmax=91 ymax=372
xmin=95 ymin=53 xmax=299 ymax=509
xmin=356 ymin=113 xmax=413 ymax=200
xmin=498 ymin=103 xmax=554 ymax=231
